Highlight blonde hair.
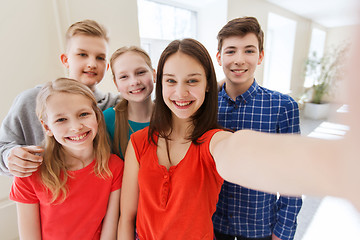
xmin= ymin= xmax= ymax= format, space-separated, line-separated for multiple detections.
xmin=36 ymin=78 xmax=111 ymax=203
xmin=65 ymin=19 xmax=109 ymax=50
xmin=110 ymin=46 xmax=153 ymax=157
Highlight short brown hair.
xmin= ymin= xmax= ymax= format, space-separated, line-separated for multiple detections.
xmin=217 ymin=17 xmax=264 ymax=53
xmin=65 ymin=19 xmax=109 ymax=49
xmin=149 ymin=38 xmax=220 ymax=144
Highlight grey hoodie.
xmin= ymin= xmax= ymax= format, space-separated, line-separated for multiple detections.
xmin=0 ymin=85 xmax=119 ymax=176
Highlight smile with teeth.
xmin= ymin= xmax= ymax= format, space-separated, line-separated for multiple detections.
xmin=84 ymin=71 xmax=97 ymax=76
xmin=232 ymin=69 xmax=247 ymax=73
xmin=67 ymin=131 xmax=89 ymax=141
xmin=130 ymin=88 xmax=144 ymax=94
xmin=174 ymin=101 xmax=192 ymax=107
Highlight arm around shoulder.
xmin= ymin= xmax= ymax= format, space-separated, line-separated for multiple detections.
xmin=0 ymin=86 xmax=43 ymax=175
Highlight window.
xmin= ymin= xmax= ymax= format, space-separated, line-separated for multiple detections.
xmin=137 ymin=0 xmax=197 ymax=69
xmin=304 ymin=28 xmax=326 ymax=88
xmin=263 ymin=13 xmax=297 ymax=93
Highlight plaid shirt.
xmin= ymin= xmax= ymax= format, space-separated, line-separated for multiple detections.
xmin=212 ymin=80 xmax=303 ymax=240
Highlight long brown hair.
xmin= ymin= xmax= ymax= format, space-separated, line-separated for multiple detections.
xmin=149 ymin=38 xmax=220 ymax=145
xmin=110 ymin=46 xmax=153 ymax=157
xmin=36 ymin=78 xmax=111 ymax=203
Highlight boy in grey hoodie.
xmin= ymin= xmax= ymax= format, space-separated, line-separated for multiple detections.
xmin=0 ymin=19 xmax=118 ymax=177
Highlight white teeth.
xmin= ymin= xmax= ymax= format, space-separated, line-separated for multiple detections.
xmin=233 ymin=69 xmax=246 ymax=73
xmin=131 ymin=89 xmax=142 ymax=93
xmin=69 ymin=132 xmax=88 ymax=141
xmin=176 ymin=101 xmax=191 ymax=106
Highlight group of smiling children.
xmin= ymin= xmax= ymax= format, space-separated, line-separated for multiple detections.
xmin=0 ymin=17 xmax=358 ymax=240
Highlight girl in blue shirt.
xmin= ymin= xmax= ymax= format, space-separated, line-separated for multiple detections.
xmin=104 ymin=46 xmax=155 ymax=159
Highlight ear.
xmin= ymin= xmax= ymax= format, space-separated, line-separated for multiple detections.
xmin=41 ymin=120 xmax=53 ymax=137
xmin=60 ymin=54 xmax=70 ymax=68
xmin=216 ymin=52 xmax=222 ymax=66
xmin=152 ymin=69 xmax=156 ymax=83
xmin=257 ymin=50 xmax=264 ymax=65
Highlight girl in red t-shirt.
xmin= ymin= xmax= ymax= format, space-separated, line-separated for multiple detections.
xmin=10 ymin=78 xmax=123 ymax=240
xmin=118 ymin=37 xmax=360 ymax=240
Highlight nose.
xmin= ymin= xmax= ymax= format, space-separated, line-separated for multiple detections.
xmin=87 ymin=57 xmax=97 ymax=69
xmin=175 ymin=83 xmax=189 ymax=98
xmin=234 ymin=53 xmax=245 ymax=65
xmin=129 ymin=75 xmax=141 ymax=86
xmin=70 ymin=119 xmax=83 ymax=132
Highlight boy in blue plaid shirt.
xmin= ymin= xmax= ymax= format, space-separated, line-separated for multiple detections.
xmin=212 ymin=17 xmax=302 ymax=240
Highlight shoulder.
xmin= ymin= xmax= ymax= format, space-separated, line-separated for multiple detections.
xmin=199 ymin=129 xmax=224 ymax=143
xmin=103 ymin=107 xmax=115 ymax=120
xmin=108 ymin=154 xmax=124 ymax=170
xmin=258 ymin=86 xmax=299 ymax=109
xmin=131 ymin=127 xmax=149 ymax=140
xmin=93 ymin=88 xmax=120 ymax=110
xmin=12 ymin=85 xmax=42 ymax=107
xmin=130 ymin=127 xmax=151 ymax=156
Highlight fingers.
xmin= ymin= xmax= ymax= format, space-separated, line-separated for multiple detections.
xmin=8 ymin=146 xmax=44 ymax=177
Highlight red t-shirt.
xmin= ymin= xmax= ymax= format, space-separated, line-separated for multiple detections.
xmin=10 ymin=154 xmax=124 ymax=240
xmin=132 ymin=127 xmax=224 ymax=240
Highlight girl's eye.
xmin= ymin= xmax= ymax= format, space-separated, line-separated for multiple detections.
xmin=79 ymin=53 xmax=87 ymax=57
xmin=56 ymin=118 xmax=66 ymax=123
xmin=188 ymin=79 xmax=198 ymax=84
xmin=165 ymin=79 xmax=176 ymax=84
xmin=97 ymin=56 xmax=106 ymax=61
xmin=245 ymin=50 xmax=255 ymax=54
xmin=80 ymin=112 xmax=90 ymax=117
xmin=118 ymin=75 xmax=127 ymax=80
xmin=137 ymin=70 xmax=147 ymax=75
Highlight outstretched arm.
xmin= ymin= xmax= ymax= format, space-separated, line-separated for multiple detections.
xmin=211 ymin=130 xmax=345 ymax=201
xmin=118 ymin=141 xmax=139 ymax=239
xmin=16 ymin=202 xmax=41 ymax=240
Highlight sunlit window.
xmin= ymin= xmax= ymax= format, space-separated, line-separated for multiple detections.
xmin=137 ymin=0 xmax=197 ymax=68
xmin=304 ymin=28 xmax=327 ymax=88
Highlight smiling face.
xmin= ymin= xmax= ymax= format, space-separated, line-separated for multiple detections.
xmin=217 ymin=33 xmax=264 ymax=97
xmin=42 ymin=92 xmax=98 ymax=155
xmin=112 ymin=51 xmax=155 ymax=103
xmin=162 ymin=52 xmax=208 ymax=121
xmin=61 ymin=35 xmax=109 ymax=91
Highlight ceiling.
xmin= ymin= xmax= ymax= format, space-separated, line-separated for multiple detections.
xmin=169 ymin=0 xmax=359 ymax=28
xmin=266 ymin=0 xmax=359 ymax=28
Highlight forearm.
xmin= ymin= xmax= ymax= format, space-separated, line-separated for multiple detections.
xmin=100 ymin=190 xmax=120 ymax=240
xmin=118 ymin=217 xmax=136 ymax=240
xmin=213 ymin=130 xmax=345 ymax=198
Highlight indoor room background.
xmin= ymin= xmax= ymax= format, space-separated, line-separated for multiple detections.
xmin=0 ymin=0 xmax=358 ymax=239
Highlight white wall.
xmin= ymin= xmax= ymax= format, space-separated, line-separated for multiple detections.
xmin=326 ymin=24 xmax=359 ymax=49
xmin=0 ymin=1 xmax=140 ymax=239
xmin=197 ymin=0 xmax=228 ymax=81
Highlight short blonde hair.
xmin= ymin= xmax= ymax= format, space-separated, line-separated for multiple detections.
xmin=65 ymin=19 xmax=109 ymax=49
xmin=36 ymin=78 xmax=111 ymax=203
